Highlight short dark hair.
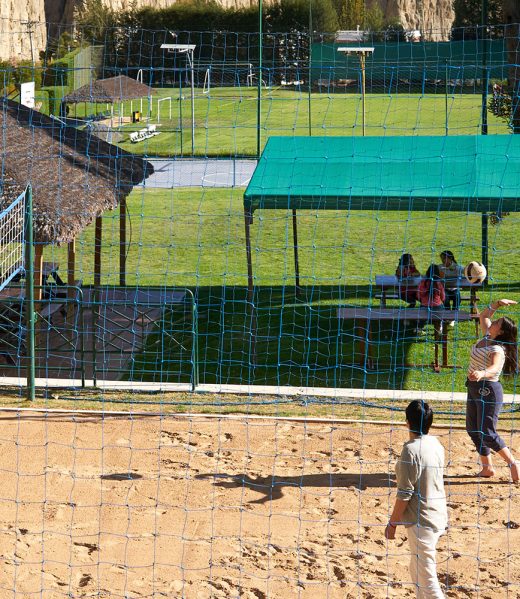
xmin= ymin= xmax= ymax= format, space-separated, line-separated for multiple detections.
xmin=405 ymin=400 xmax=433 ymax=435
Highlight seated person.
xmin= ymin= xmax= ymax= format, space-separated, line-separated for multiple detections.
xmin=417 ymin=264 xmax=445 ymax=309
xmin=438 ymin=250 xmax=463 ymax=310
xmin=395 ymin=253 xmax=420 ymax=308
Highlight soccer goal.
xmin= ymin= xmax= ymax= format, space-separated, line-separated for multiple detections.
xmin=200 ymin=62 xmax=255 ymax=94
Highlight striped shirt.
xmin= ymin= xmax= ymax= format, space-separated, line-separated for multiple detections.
xmin=468 ymin=335 xmax=505 ymax=382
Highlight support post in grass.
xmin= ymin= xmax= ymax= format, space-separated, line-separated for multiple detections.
xmin=337 ymin=47 xmax=374 ymax=136
xmin=445 ymin=59 xmax=449 ymax=135
xmin=257 ymin=0 xmax=263 ymax=159
xmin=481 ymin=213 xmax=489 ymax=282
xmin=292 ymin=209 xmax=301 ymax=296
xmin=307 ymin=1 xmax=313 ymax=137
xmin=119 ymin=198 xmax=126 ymax=287
xmin=481 ymin=0 xmax=489 ymax=136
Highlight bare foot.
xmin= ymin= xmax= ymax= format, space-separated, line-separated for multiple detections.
xmin=510 ymin=462 xmax=520 ymax=484
xmin=477 ymin=468 xmax=495 ymax=478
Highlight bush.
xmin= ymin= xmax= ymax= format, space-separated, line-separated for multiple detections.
xmin=42 ymin=47 xmax=83 ymax=88
xmin=41 ymin=85 xmax=70 ymax=115
xmin=35 ymin=89 xmax=50 ymax=114
xmin=0 ymin=60 xmax=44 ymax=94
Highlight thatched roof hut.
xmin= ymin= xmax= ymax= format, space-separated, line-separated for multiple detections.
xmin=0 ymin=97 xmax=154 ymax=245
xmin=62 ymin=75 xmax=154 ymax=104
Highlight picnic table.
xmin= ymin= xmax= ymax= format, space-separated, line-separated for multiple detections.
xmin=337 ymin=306 xmax=479 ymax=371
xmin=375 ymin=275 xmax=481 ymax=309
xmin=375 ymin=274 xmax=481 ymax=335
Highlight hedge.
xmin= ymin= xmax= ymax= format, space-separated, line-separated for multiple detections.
xmin=41 ymin=85 xmax=70 ymax=116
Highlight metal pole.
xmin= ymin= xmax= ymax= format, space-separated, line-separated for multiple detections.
xmin=25 ymin=185 xmax=35 ymax=401
xmin=308 ymin=1 xmax=312 ymax=136
xmin=292 ymin=208 xmax=301 ymax=294
xmin=482 ymin=213 xmax=489 ymax=280
xmin=179 ymin=75 xmax=183 ymax=155
xmin=360 ymin=53 xmax=366 ymax=136
xmin=445 ymin=59 xmax=449 ymax=135
xmin=481 ymin=0 xmax=489 ymax=135
xmin=257 ymin=0 xmax=263 ymax=159
xmin=190 ymin=50 xmax=195 ymax=155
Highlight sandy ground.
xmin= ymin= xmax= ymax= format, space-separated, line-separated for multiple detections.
xmin=0 ymin=412 xmax=518 ymax=598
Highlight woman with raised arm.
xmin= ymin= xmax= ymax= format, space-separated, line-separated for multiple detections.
xmin=466 ymin=298 xmax=519 ymax=481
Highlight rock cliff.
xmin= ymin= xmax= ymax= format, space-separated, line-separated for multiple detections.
xmin=2 ymin=0 xmax=456 ymax=61
xmin=373 ymin=0 xmax=454 ymax=40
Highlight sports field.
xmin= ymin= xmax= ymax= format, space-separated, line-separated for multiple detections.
xmin=73 ymin=88 xmax=511 ymax=157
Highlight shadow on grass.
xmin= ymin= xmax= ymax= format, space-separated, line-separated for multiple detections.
xmin=130 ymin=285 xmax=451 ymax=390
xmin=195 ymin=471 xmax=395 ymax=503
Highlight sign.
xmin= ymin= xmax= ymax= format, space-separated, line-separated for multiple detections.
xmin=20 ymin=81 xmax=35 ymax=108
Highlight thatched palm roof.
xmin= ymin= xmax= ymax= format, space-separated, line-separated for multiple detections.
xmin=0 ymin=98 xmax=154 ymax=244
xmin=62 ymin=75 xmax=154 ymax=104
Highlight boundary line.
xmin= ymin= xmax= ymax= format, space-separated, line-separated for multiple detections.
xmin=0 ymin=377 xmax=517 ymax=404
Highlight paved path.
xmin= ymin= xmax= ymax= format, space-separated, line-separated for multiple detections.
xmin=142 ymin=158 xmax=257 ymax=188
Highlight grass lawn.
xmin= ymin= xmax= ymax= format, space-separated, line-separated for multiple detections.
xmin=43 ymin=186 xmax=520 ymax=394
xmin=71 ymin=88 xmax=510 ymax=157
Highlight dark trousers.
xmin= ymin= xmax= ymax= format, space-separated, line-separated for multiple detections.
xmin=444 ymin=289 xmax=460 ymax=310
xmin=466 ymin=380 xmax=506 ymax=456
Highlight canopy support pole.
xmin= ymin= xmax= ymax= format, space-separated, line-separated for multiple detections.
xmin=94 ymin=216 xmax=103 ymax=287
xmin=120 ymin=199 xmax=127 ymax=287
xmin=67 ymin=240 xmax=76 ymax=310
xmin=292 ymin=209 xmax=301 ymax=295
xmin=481 ymin=213 xmax=488 ymax=281
xmin=244 ymin=208 xmax=254 ymax=301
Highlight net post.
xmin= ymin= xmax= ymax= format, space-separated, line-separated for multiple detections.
xmin=24 ymin=184 xmax=35 ymax=401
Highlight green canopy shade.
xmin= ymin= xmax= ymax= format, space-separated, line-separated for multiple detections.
xmin=244 ymin=135 xmax=520 ymax=214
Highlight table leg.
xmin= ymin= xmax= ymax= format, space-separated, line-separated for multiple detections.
xmin=367 ymin=321 xmax=373 ymax=369
xmin=357 ymin=321 xmax=373 ymax=370
xmin=442 ymin=325 xmax=448 ymax=367
xmin=471 ymin=286 xmax=479 ymax=337
xmin=433 ymin=323 xmax=440 ymax=372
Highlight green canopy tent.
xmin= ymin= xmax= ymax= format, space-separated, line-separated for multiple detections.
xmin=243 ymin=135 xmax=520 ymax=297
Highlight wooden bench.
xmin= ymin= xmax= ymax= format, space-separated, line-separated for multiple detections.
xmin=337 ymin=306 xmax=478 ymax=371
xmin=129 ymin=125 xmax=160 ymax=143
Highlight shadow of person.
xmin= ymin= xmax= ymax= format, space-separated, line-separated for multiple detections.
xmin=195 ymin=472 xmax=395 ymax=504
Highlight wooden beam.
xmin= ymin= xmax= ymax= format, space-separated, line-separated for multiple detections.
xmin=292 ymin=208 xmax=300 ymax=295
xmin=119 ymin=199 xmax=126 ymax=287
xmin=34 ymin=243 xmax=44 ymax=301
xmin=94 ymin=216 xmax=102 ymax=287
xmin=244 ymin=209 xmax=254 ymax=302
xmin=67 ymin=240 xmax=76 ymax=306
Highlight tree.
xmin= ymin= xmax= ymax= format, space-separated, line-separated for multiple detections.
xmin=452 ymin=0 xmax=503 ymax=39
xmin=339 ymin=0 xmax=365 ymax=30
xmin=504 ymin=0 xmax=520 ymax=133
xmin=74 ymin=0 xmax=117 ymax=45
xmin=365 ymin=5 xmax=384 ymax=32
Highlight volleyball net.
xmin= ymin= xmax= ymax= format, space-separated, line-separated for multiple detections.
xmin=0 ymin=18 xmax=519 ymax=598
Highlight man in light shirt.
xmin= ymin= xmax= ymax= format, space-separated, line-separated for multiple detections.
xmin=385 ymin=401 xmax=447 ymax=598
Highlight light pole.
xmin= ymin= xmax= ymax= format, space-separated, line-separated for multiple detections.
xmin=337 ymin=47 xmax=374 ymax=136
xmin=161 ymin=43 xmax=196 ymax=155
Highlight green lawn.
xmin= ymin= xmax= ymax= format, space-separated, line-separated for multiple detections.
xmin=43 ymin=187 xmax=520 ymax=393
xmin=71 ymin=88 xmax=510 ymax=157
